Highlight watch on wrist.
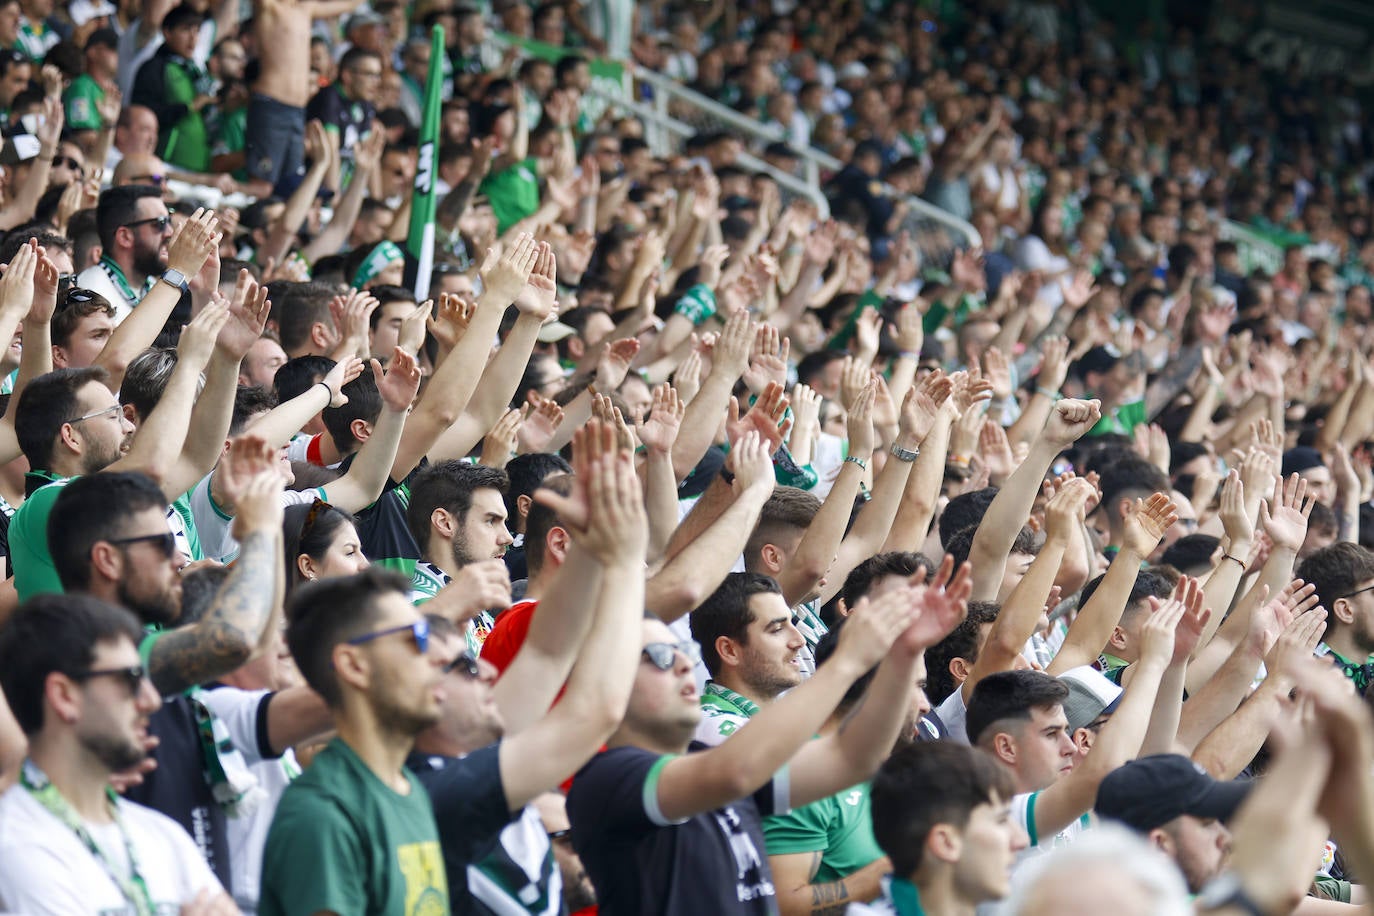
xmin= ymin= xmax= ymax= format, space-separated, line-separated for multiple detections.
xmin=160 ymin=268 xmax=190 ymax=291
xmin=1196 ymin=873 xmax=1267 ymax=916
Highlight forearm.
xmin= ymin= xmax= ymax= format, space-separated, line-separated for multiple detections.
xmin=1008 ymin=391 xmax=1055 ymax=446
xmin=1140 ymin=663 xmax=1185 ymax=756
xmin=0 ymin=159 xmax=51 ymax=230
xmin=327 ymin=405 xmax=406 ymax=512
xmin=11 ymin=312 xmax=50 ymax=407
xmin=969 ymin=438 xmax=1059 ymax=600
xmin=773 ymin=262 xmax=823 ymax=336
xmin=776 ymin=857 xmax=890 ymax=916
xmin=670 ymin=369 xmax=737 ymax=475
xmin=177 ymin=355 xmax=240 ymax=474
xmin=436 ymin=175 xmax=481 ymax=230
xmin=113 ymin=355 xmax=201 ymax=488
xmin=260 ymin=160 xmax=328 ymax=267
xmin=643 ymin=451 xmax=678 ymax=563
xmin=976 ymin=539 xmax=1069 ymax=683
xmin=1046 ymin=545 xmax=1145 ymax=675
xmin=647 ymin=487 xmax=770 ymax=622
xmin=1209 ymin=548 xmax=1296 ymax=655
xmin=780 ymin=463 xmax=864 ymax=606
xmin=302 ymin=165 xmax=371 ymax=262
xmin=438 ymin=314 xmax=541 ymax=450
xmin=661 ymin=474 xmax=732 ymax=562
xmin=1084 ymin=658 xmax=1166 ymax=774
xmin=95 ymin=284 xmax=181 ymax=387
xmin=822 ymin=453 xmax=916 ymax=602
xmin=1178 ymin=642 xmax=1265 ymax=754
xmin=1145 ymin=344 xmax=1203 ymax=419
xmin=1179 ymin=386 xmax=1222 ymax=443
xmin=247 ymin=384 xmax=331 ymax=448
xmin=882 ymin=412 xmax=952 ymax=553
xmin=1190 ymin=676 xmax=1284 ymax=779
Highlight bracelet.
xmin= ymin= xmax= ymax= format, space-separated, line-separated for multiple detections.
xmin=719 ymin=466 xmax=736 ymax=485
xmin=890 ymin=442 xmax=920 ymax=462
xmin=1035 ymin=387 xmax=1061 ymax=400
xmin=1222 ymin=553 xmax=1246 ymax=570
xmin=898 ymin=350 xmax=921 ymax=361
xmin=845 ymin=455 xmax=869 ymax=471
xmin=314 ymin=381 xmax=332 ymax=401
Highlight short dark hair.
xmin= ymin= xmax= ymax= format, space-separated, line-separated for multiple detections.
xmin=15 ymin=366 xmax=111 ymax=470
xmin=795 ymin=349 xmax=845 ymax=388
xmin=521 ymin=473 xmax=571 ymax=578
xmin=0 ymin=229 xmax=71 ymax=269
xmin=286 ymin=567 xmax=411 ymax=706
xmin=0 ymin=593 xmax=143 ymax=734
xmin=96 ymin=185 xmax=162 ymax=249
xmin=744 ymin=487 xmax=821 ymax=570
xmin=946 ymin=524 xmax=1038 ymax=570
xmin=871 ymin=740 xmax=1016 ymax=877
xmin=1297 ymin=542 xmax=1374 ymax=626
xmin=368 ymin=285 xmax=416 ymax=330
xmin=841 ymin=552 xmax=936 ymax=608
xmin=231 ymin=385 xmax=278 ymax=435
xmin=49 ymin=472 xmax=169 ymax=592
xmin=1098 ymin=455 xmax=1169 ymax=515
xmin=275 ymin=282 xmax=337 ymax=354
xmin=939 ymin=488 xmax=998 ymax=547
xmin=273 ymin=355 xmax=335 ymax=403
xmin=690 ymin=572 xmax=783 ymax=677
xmin=405 ymin=461 xmax=510 ymax=549
xmin=925 ymin=600 xmax=999 ymax=705
xmin=966 ymin=669 xmax=1070 ymax=747
xmin=321 ymin=371 xmax=382 ymax=455
xmin=1159 ymin=534 xmax=1220 ymax=576
xmin=51 ymin=289 xmax=116 ymax=350
xmin=503 ymin=451 xmax=572 ymax=524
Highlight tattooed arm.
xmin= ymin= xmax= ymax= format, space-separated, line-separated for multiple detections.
xmin=1145 ymin=344 xmax=1204 ymax=420
xmin=768 ymin=851 xmax=891 ymax=916
xmin=148 ymin=458 xmax=285 ymax=696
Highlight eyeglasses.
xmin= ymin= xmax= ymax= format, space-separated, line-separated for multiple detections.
xmin=443 ymin=650 xmax=481 ymax=678
xmin=123 ymin=214 xmax=171 ymax=231
xmin=57 ymin=273 xmax=76 ymax=294
xmin=68 ymin=664 xmax=148 ymax=695
xmin=108 ymin=532 xmax=178 ymax=558
xmin=349 ymin=68 xmax=384 ymax=79
xmin=1341 ymin=584 xmax=1374 ymax=601
xmin=64 ymin=402 xmax=121 ymax=424
xmin=547 ymin=828 xmax=571 ymax=843
xmin=641 ymin=639 xmax=701 ymax=671
xmin=347 ymin=618 xmax=431 ymax=654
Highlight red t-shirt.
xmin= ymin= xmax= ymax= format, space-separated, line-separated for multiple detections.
xmin=480 ymin=598 xmax=538 ymax=674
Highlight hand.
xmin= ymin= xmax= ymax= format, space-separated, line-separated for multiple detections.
xmin=845 ymin=380 xmax=877 ymax=460
xmin=215 ymin=270 xmax=270 ymax=361
xmin=595 ymin=338 xmax=639 ymax=390
xmin=303 ymin=118 xmax=329 ymax=163
xmin=426 ymin=293 xmax=475 ymax=352
xmin=673 ymin=346 xmax=702 ymax=404
xmin=177 ymin=295 xmax=231 ymax=369
xmin=35 ymin=94 xmax=63 ymax=148
xmin=165 ymin=208 xmax=219 ymax=278
xmin=318 ymin=356 xmax=364 ymax=407
xmin=480 ymin=408 xmax=522 ymax=469
xmin=0 ymin=238 xmax=35 ymax=322
xmin=978 ymin=419 xmax=1016 ymax=481
xmin=513 ymin=241 xmax=558 ymax=320
xmin=897 ymin=369 xmax=953 ymax=446
xmin=373 ymin=347 xmax=422 ymax=413
xmin=727 ymin=381 xmax=790 ymax=455
xmin=516 ymin=394 xmax=565 ymax=454
xmin=982 ymin=346 xmax=1013 ymax=402
xmin=352 ymin=126 xmax=386 ymax=176
xmin=949 ymin=369 xmax=995 ymax=413
xmin=1058 ymin=270 xmax=1097 ymax=310
xmin=1138 ymin=594 xmax=1186 ymax=669
xmin=870 ymin=372 xmax=899 ymax=433
xmin=895 ymin=555 xmax=973 ymax=652
xmin=229 ymin=465 xmax=287 ymax=539
xmin=804 ymin=220 xmax=838 ymax=265
xmin=839 ymin=584 xmax=923 ymax=673
xmin=1238 ymin=448 xmax=1277 ymax=509
xmin=636 ymin=384 xmax=684 ymax=456
xmin=1248 ymin=581 xmax=1319 ymax=657
xmin=1265 ymin=606 xmax=1328 ymax=686
xmin=1168 ymin=575 xmax=1211 ymax=666
xmin=1120 ymin=492 xmax=1179 ymax=557
xmin=1042 ymin=398 xmax=1103 ymax=448
xmin=1044 ymin=477 xmax=1095 ymax=543
xmin=839 ymin=356 xmax=870 ymax=413
xmin=448 ymin=559 xmax=513 ymax=614
xmin=394 ymin=298 xmax=433 ymax=357
xmin=178 ymin=887 xmax=240 ymax=916
xmin=578 ymin=445 xmax=649 ymax=565
xmin=479 ymin=233 xmax=539 ymax=305
xmin=709 ymin=311 xmax=755 ymax=380
xmin=698 ymin=243 xmax=730 ymax=290
xmin=1218 ymin=469 xmax=1253 ymax=548
xmin=742 ymin=322 xmax=789 ymax=395
xmin=1331 ymin=442 xmax=1360 ymax=495
xmin=1132 ymin=422 xmax=1170 ymax=471
xmin=894 ymin=300 xmax=924 ymax=354
xmin=533 ymin=420 xmax=617 ymax=536
xmin=29 ymin=244 xmax=59 ymax=322
xmin=853 ymin=307 xmax=882 ymax=364
xmin=1259 ymin=474 xmax=1316 ymax=553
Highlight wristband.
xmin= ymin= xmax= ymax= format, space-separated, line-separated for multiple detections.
xmin=1222 ymin=553 xmax=1245 ymax=570
xmin=844 ymin=455 xmax=869 ymax=471
xmin=1036 ymin=387 xmax=1061 ymax=400
xmin=890 ymin=442 xmax=920 ymax=462
xmin=314 ymin=381 xmax=332 ymax=401
xmin=719 ymin=466 xmax=736 ymax=485
xmin=898 ymin=350 xmax=921 ymax=361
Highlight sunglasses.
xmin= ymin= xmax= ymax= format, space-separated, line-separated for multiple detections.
xmin=51 ymin=154 xmax=82 ymax=174
xmin=108 ymin=532 xmax=178 ymax=558
xmin=68 ymin=664 xmax=148 ymax=695
xmin=123 ymin=214 xmax=171 ymax=231
xmin=641 ymin=639 xmax=701 ymax=671
xmin=443 ymin=650 xmax=481 ymax=678
xmin=347 ymin=618 xmax=431 ymax=654
xmin=57 ymin=273 xmax=76 ymax=294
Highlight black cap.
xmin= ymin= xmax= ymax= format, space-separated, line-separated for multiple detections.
xmin=85 ymin=26 xmax=119 ymax=50
xmin=161 ymin=3 xmax=206 ymax=30
xmin=1073 ymin=345 xmax=1122 ymax=381
xmin=1095 ymin=754 xmax=1251 ymax=832
xmin=1281 ymin=446 xmax=1325 ymax=478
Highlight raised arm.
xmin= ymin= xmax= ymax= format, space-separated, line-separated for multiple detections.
xmin=0 ymin=242 xmax=48 ymax=463
xmin=969 ymin=398 xmax=1102 ymax=600
xmin=1046 ymin=493 xmax=1176 ymax=675
xmin=670 ymin=311 xmax=753 ymax=476
xmin=147 ymin=440 xmax=284 ymax=694
xmin=652 ymin=579 xmax=915 ymax=822
xmin=257 ymin=121 xmax=331 ymax=268
xmin=498 ymin=430 xmax=647 ymax=810
xmin=324 ymin=349 xmax=422 ymax=513
xmin=301 ymin=129 xmax=382 ymax=264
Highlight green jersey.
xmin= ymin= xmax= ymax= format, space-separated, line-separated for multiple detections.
xmin=260 ymin=737 xmax=450 ymax=916
xmin=480 ymin=157 xmax=539 ymax=235
xmin=1086 ymin=398 xmax=1147 ymax=437
xmin=10 ymin=472 xmax=71 ymax=602
xmin=763 ymin=782 xmax=883 ymax=884
xmin=64 ymin=73 xmax=106 ymax=132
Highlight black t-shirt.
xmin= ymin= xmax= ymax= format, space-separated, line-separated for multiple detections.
xmin=305 ymin=82 xmax=374 ymax=168
xmin=347 ymin=458 xmax=425 ymax=571
xmin=566 ymin=743 xmax=787 ymax=916
xmin=407 ymin=745 xmax=563 ymax=916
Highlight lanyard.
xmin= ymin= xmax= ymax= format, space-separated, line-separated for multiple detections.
xmin=98 ymin=256 xmax=155 ymax=307
xmin=20 ymin=759 xmax=157 ymax=916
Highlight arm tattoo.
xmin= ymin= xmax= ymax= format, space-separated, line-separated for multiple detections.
xmin=148 ymin=530 xmax=279 ymax=695
xmin=1146 ymin=344 xmax=1204 ymax=419
xmin=810 ymin=879 xmax=850 ymax=915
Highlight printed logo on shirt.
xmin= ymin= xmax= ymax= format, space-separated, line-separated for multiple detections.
xmin=844 ymin=790 xmax=862 ymax=807
xmin=397 ymin=840 xmax=449 ymax=916
xmin=711 ymin=807 xmax=775 ymax=903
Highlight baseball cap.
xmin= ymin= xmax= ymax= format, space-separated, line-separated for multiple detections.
xmin=535 ymin=320 xmax=576 ymax=344
xmin=1073 ymin=345 xmax=1122 ymax=381
xmin=1281 ymin=446 xmax=1325 ymax=478
xmin=0 ymin=134 xmax=41 ymax=167
xmin=1058 ymin=665 xmax=1121 ymax=732
xmin=1096 ymin=754 xmax=1251 ymax=832
xmin=84 ymin=26 xmax=119 ymax=50
xmin=345 ymin=8 xmax=386 ymax=31
xmin=71 ymin=0 xmax=116 ymax=27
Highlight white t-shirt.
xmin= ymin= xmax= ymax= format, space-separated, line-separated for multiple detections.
xmin=189 ymin=472 xmax=326 ymax=563
xmin=0 ymin=782 xmax=223 ymax=914
xmin=75 ymin=262 xmax=139 ymax=324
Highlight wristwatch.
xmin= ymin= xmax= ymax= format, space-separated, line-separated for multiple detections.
xmin=1195 ymin=873 xmax=1268 ymax=916
xmin=160 ymin=268 xmax=189 ymax=291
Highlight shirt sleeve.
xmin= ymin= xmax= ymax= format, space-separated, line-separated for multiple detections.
xmin=481 ymin=603 xmax=535 ymax=675
xmin=568 ymin=747 xmax=685 ymax=833
xmin=200 ymin=687 xmax=278 ymax=765
xmin=1012 ymin=791 xmax=1039 ymax=847
xmin=761 ymin=797 xmax=832 ymax=855
xmin=419 ymin=745 xmax=514 ymax=858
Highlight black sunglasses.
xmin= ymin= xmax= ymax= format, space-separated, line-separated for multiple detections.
xmin=68 ymin=664 xmax=148 ymax=695
xmin=443 ymin=650 xmax=481 ymax=678
xmin=108 ymin=532 xmax=178 ymax=558
xmin=123 ymin=214 xmax=171 ymax=231
xmin=51 ymin=154 xmax=82 ymax=174
xmin=641 ymin=639 xmax=701 ymax=671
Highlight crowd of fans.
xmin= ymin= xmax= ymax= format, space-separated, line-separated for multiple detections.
xmin=0 ymin=0 xmax=1370 ymax=914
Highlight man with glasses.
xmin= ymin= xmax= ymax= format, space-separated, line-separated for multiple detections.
xmin=76 ymin=184 xmax=190 ymax=322
xmin=0 ymin=593 xmax=236 ymax=913
xmin=261 ymin=567 xmax=450 ymax=916
xmin=306 ymin=45 xmax=380 ymax=191
xmin=1298 ymin=541 xmax=1374 ymax=694
xmin=407 ymin=427 xmax=647 ymax=915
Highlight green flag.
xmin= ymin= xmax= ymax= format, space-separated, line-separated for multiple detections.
xmin=406 ymin=24 xmax=444 ymax=301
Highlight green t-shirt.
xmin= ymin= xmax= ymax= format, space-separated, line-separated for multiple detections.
xmin=1086 ymin=398 xmax=1147 ymax=437
xmin=64 ymin=73 xmax=106 ymax=131
xmin=259 ymin=737 xmax=450 ymax=916
xmin=480 ymin=157 xmax=540 ymax=235
xmin=161 ymin=58 xmax=211 ymax=172
xmin=10 ymin=472 xmax=71 ymax=602
xmin=209 ymin=105 xmax=248 ymax=180
xmin=762 ymin=782 xmax=883 ymax=884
